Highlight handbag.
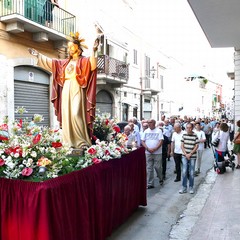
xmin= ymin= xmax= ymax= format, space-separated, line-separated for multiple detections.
xmin=211 ymin=131 xmax=220 ymax=147
xmin=235 ymin=134 xmax=240 ymax=144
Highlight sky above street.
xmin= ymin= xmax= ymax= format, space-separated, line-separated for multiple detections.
xmin=77 ymin=0 xmax=234 ymax=83
xmin=132 ymin=0 xmax=234 ymax=82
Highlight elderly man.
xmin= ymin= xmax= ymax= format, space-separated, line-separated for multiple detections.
xmin=141 ymin=119 xmax=164 ymax=189
xmin=124 ymin=125 xmax=137 ymax=148
xmin=171 ymin=122 xmax=184 ymax=182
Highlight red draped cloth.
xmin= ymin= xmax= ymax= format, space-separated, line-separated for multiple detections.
xmin=0 ymin=147 xmax=147 ymax=240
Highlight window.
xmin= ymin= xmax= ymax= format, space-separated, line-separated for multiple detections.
xmin=133 ymin=49 xmax=138 ymax=65
xmin=161 ymin=103 xmax=164 ymax=110
xmin=134 ymin=93 xmax=137 ymax=98
xmin=124 ymin=91 xmax=127 ymax=97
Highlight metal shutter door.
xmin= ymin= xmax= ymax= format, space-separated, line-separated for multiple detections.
xmin=14 ymin=80 xmax=49 ymax=126
xmin=96 ymin=103 xmax=112 ymax=116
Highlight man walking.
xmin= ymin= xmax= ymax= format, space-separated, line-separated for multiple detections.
xmin=171 ymin=122 xmax=184 ymax=182
xmin=179 ymin=123 xmax=199 ymax=194
xmin=141 ymin=119 xmax=164 ymax=189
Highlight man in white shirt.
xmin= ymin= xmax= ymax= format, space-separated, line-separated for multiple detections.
xmin=141 ymin=119 xmax=164 ymax=189
xmin=171 ymin=123 xmax=184 ymax=182
xmin=194 ymin=122 xmax=206 ymax=175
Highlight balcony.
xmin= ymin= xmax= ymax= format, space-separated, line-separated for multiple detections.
xmin=142 ymin=77 xmax=160 ymax=96
xmin=97 ymin=54 xmax=129 ymax=87
xmin=0 ymin=0 xmax=75 ymax=46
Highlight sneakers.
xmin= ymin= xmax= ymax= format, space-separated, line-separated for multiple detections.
xmin=179 ymin=188 xmax=187 ymax=194
xmin=189 ymin=187 xmax=194 ymax=194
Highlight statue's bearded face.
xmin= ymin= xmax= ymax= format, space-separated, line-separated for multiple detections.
xmin=68 ymin=42 xmax=82 ymax=57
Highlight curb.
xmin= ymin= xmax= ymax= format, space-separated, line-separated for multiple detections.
xmin=169 ymin=167 xmax=217 ymax=240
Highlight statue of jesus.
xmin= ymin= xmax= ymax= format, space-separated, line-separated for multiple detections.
xmin=29 ymin=32 xmax=99 ymax=149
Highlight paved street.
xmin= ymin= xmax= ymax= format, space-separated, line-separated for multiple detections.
xmin=107 ymin=147 xmax=216 ymax=240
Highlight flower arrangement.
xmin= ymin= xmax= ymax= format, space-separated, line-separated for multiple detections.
xmin=86 ymin=112 xmax=130 ymax=163
xmin=92 ymin=113 xmax=121 ymax=142
xmin=0 ymin=107 xmax=92 ymax=181
xmin=0 ymin=109 xmax=132 ymax=181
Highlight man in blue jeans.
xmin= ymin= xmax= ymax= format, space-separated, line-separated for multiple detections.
xmin=179 ymin=123 xmax=199 ymax=194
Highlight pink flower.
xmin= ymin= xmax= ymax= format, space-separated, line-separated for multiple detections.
xmin=88 ymin=148 xmax=97 ymax=155
xmin=22 ymin=168 xmax=33 ymax=176
xmin=0 ymin=158 xmax=5 ymax=166
xmin=0 ymin=123 xmax=8 ymax=131
xmin=92 ymin=158 xmax=102 ymax=164
xmin=32 ymin=134 xmax=41 ymax=144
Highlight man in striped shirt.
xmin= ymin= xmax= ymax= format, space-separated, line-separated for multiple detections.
xmin=179 ymin=123 xmax=199 ymax=194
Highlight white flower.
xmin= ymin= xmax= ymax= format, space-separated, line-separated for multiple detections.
xmin=14 ymin=153 xmax=20 ymax=158
xmin=7 ymin=162 xmax=15 ymax=169
xmin=30 ymin=151 xmax=37 ymax=158
xmin=28 ymin=158 xmax=33 ymax=165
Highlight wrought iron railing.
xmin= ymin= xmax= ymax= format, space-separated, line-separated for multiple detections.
xmin=0 ymin=0 xmax=75 ymax=35
xmin=97 ymin=55 xmax=129 ymax=81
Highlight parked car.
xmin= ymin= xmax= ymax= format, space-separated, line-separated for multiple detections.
xmin=117 ymin=121 xmax=128 ymax=133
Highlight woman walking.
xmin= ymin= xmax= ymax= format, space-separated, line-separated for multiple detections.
xmin=212 ymin=122 xmax=229 ymax=173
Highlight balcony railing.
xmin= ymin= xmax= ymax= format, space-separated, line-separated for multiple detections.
xmin=0 ymin=0 xmax=75 ymax=36
xmin=97 ymin=55 xmax=129 ymax=81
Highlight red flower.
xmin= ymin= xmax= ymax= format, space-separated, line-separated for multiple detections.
xmin=17 ymin=119 xmax=23 ymax=128
xmin=116 ymin=148 xmax=121 ymax=152
xmin=51 ymin=142 xmax=62 ymax=148
xmin=113 ymin=126 xmax=120 ymax=133
xmin=22 ymin=168 xmax=33 ymax=176
xmin=105 ymin=119 xmax=109 ymax=125
xmin=92 ymin=158 xmax=102 ymax=164
xmin=105 ymin=150 xmax=110 ymax=155
xmin=32 ymin=134 xmax=41 ymax=145
xmin=88 ymin=148 xmax=97 ymax=155
xmin=0 ymin=159 xmax=5 ymax=166
xmin=0 ymin=136 xmax=8 ymax=141
xmin=5 ymin=146 xmax=22 ymax=157
xmin=92 ymin=135 xmax=98 ymax=141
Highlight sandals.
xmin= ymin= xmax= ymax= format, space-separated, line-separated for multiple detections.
xmin=236 ymin=164 xmax=240 ymax=169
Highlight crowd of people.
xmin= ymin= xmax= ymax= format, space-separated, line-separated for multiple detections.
xmin=121 ymin=115 xmax=240 ymax=194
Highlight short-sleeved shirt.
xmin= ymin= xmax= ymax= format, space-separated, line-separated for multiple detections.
xmin=171 ymin=131 xmax=184 ymax=154
xmin=181 ymin=133 xmax=199 ymax=158
xmin=141 ymin=127 xmax=164 ymax=154
xmin=194 ymin=130 xmax=206 ymax=151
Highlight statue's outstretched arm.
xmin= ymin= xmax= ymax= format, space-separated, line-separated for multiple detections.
xmin=90 ymin=38 xmax=99 ymax=71
xmin=28 ymin=48 xmax=52 ymax=72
